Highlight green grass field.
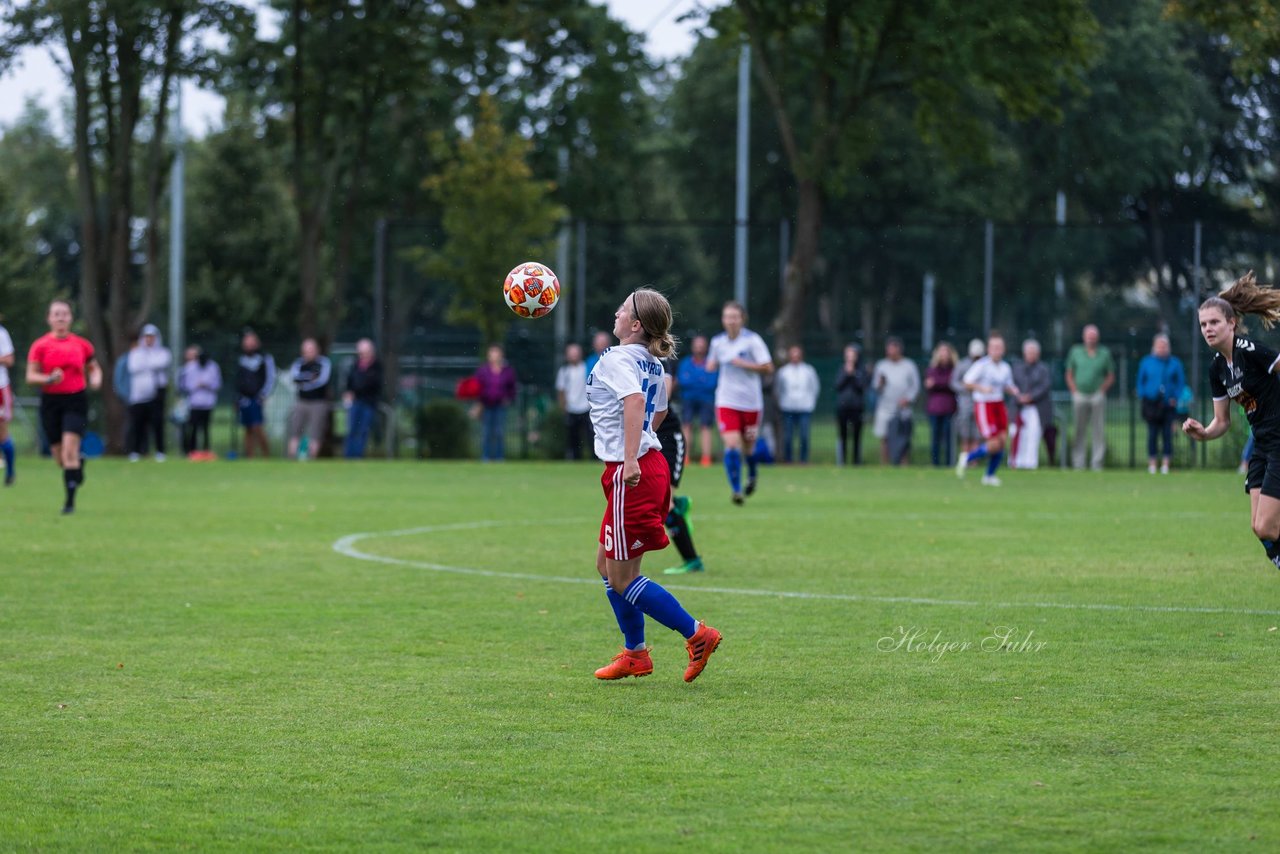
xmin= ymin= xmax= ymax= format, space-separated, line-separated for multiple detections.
xmin=2 ymin=458 xmax=1277 ymax=850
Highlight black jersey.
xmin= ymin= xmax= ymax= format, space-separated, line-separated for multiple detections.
xmin=1210 ymin=335 xmax=1280 ymax=452
xmin=658 ymin=357 xmax=682 ymax=437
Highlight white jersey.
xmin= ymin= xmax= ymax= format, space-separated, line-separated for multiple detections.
xmin=709 ymin=329 xmax=771 ymax=411
xmin=0 ymin=325 xmax=12 ymax=388
xmin=963 ymin=356 xmax=1015 ymax=404
xmin=586 ymin=344 xmax=668 ymax=462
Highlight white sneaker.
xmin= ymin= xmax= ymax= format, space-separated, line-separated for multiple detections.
xmin=955 ymin=455 xmax=968 ymax=479
xmin=1148 ymin=463 xmax=1157 ymax=474
xmin=1160 ymin=463 xmax=1169 ymax=475
xmin=981 ymin=474 xmax=1002 ymax=487
xmin=128 ymin=453 xmax=140 ymax=463
xmin=154 ymin=453 xmax=166 ymax=462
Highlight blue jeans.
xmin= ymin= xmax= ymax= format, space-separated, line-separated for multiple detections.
xmin=1146 ymin=411 xmax=1174 ymax=458
xmin=344 ymin=401 xmax=376 ymax=458
xmin=781 ymin=411 xmax=812 ymax=463
xmin=929 ymin=413 xmax=954 ymax=466
xmin=482 ymin=405 xmax=507 ymax=461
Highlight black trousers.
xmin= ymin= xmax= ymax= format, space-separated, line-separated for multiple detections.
xmin=836 ymin=406 xmax=864 ymax=465
xmin=184 ymin=408 xmax=212 ymax=453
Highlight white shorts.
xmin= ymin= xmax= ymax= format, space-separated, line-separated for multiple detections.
xmin=873 ymin=406 xmax=897 ymax=439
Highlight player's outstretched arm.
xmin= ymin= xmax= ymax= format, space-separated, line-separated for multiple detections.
xmin=1183 ymin=398 xmax=1231 ymax=441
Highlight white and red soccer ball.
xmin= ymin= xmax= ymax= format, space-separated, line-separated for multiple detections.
xmin=503 ymin=261 xmax=560 ymax=318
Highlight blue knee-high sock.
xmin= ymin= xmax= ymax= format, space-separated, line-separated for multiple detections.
xmin=724 ymin=448 xmax=742 ymax=493
xmin=0 ymin=438 xmax=12 ymax=474
xmin=622 ymin=576 xmax=698 ymax=638
xmin=746 ymin=449 xmax=759 ymax=479
xmin=986 ymin=450 xmax=1003 ymax=477
xmin=966 ymin=446 xmax=988 ymax=464
xmin=604 ymin=580 xmax=646 ymax=649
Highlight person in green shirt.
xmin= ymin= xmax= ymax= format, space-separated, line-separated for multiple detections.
xmin=1065 ymin=324 xmax=1116 ymax=470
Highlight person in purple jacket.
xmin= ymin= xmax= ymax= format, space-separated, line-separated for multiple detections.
xmin=473 ymin=344 xmax=518 ymax=461
xmin=178 ymin=345 xmax=222 ymax=458
xmin=924 ymin=342 xmax=959 ymax=466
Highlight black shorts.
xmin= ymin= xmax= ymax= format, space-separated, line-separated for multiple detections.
xmin=1244 ymin=449 xmax=1280 ymax=499
xmin=41 ymin=391 xmax=89 ymax=442
xmin=660 ymin=428 xmax=685 ymax=489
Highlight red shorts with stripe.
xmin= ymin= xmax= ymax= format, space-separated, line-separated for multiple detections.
xmin=975 ymin=401 xmax=1009 ymax=439
xmin=599 ymin=449 xmax=671 ymax=561
xmin=716 ymin=406 xmax=760 ymax=435
xmin=0 ymin=386 xmax=11 ymax=422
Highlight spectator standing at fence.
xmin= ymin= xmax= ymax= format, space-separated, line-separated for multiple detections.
xmin=287 ymin=338 xmax=331 ymax=461
xmin=139 ymin=324 xmax=172 ymax=460
xmin=834 ymin=344 xmax=870 ymax=465
xmin=1137 ymin=333 xmax=1186 ymax=475
xmin=343 ymin=338 xmax=382 ymax=459
xmin=677 ymin=335 xmax=718 ymax=466
xmin=127 ymin=324 xmax=171 ymax=461
xmin=125 ymin=329 xmax=162 ymax=461
xmin=474 ymin=344 xmax=518 ymax=462
xmin=924 ymin=342 xmax=959 ymax=467
xmin=584 ymin=330 xmax=611 ymax=376
xmin=775 ymin=345 xmax=820 ymax=464
xmin=555 ymin=342 xmax=591 ymax=460
xmin=1066 ymin=324 xmax=1115 ymax=471
xmin=236 ymin=330 xmax=276 ymax=458
xmin=1011 ymin=339 xmax=1055 ymax=468
xmin=0 ymin=317 xmax=15 ymax=485
xmin=872 ymin=336 xmax=920 ymax=466
xmin=951 ymin=338 xmax=985 ymax=461
xmin=179 ymin=345 xmax=221 ymax=458
xmin=27 ymin=299 xmax=101 ymax=514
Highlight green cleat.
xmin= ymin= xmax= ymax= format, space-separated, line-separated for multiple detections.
xmin=663 ymin=557 xmax=705 ymax=575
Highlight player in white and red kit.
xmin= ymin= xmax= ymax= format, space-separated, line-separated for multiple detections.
xmin=706 ymin=301 xmax=773 ymax=504
xmin=955 ymin=332 xmax=1019 ymax=486
xmin=586 ymin=287 xmax=722 ymax=682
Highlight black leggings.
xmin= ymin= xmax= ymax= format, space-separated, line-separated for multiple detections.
xmin=837 ymin=407 xmax=864 ymax=465
xmin=184 ymin=408 xmax=212 ymax=453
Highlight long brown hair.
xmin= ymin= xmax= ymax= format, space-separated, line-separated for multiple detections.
xmin=631 ymin=288 xmax=678 ymax=359
xmin=1202 ymin=270 xmax=1280 ymax=333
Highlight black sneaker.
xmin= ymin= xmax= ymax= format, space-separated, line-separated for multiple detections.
xmin=731 ymin=492 xmax=744 ymax=506
xmin=61 ymin=504 xmax=75 ymax=515
xmin=744 ymin=477 xmax=757 ymax=497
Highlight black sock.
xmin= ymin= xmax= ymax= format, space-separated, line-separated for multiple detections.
xmin=63 ymin=469 xmax=78 ymax=507
xmin=665 ymin=509 xmax=699 ymax=562
xmin=76 ymin=458 xmax=85 ymax=485
xmin=1262 ymin=538 xmax=1280 ymax=569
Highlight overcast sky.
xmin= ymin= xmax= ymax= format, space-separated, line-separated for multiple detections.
xmin=0 ymin=0 xmax=722 ymax=135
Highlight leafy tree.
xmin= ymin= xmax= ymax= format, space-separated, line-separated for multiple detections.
xmin=707 ymin=0 xmax=1098 ymax=350
xmin=420 ymin=95 xmax=565 ymax=345
xmin=0 ymin=0 xmax=251 ymax=449
xmin=1167 ymin=0 xmax=1280 ymax=75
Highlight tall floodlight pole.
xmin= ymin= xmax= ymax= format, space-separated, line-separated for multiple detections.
xmin=555 ymin=148 xmax=569 ymax=353
xmin=982 ymin=219 xmax=994 ymax=334
xmin=1054 ymin=190 xmax=1066 ymax=355
xmin=734 ymin=40 xmax=750 ymax=306
xmin=168 ymin=83 xmax=185 ymax=376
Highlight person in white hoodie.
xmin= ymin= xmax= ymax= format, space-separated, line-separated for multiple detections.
xmin=775 ymin=345 xmax=821 ymax=463
xmin=127 ymin=323 xmax=172 ymax=461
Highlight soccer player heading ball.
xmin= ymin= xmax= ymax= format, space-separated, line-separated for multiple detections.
xmin=586 ymin=288 xmax=722 ymax=681
xmin=1183 ymin=271 xmax=1280 ymax=571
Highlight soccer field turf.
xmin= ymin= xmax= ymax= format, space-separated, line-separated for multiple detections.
xmin=2 ymin=459 xmax=1277 ymax=850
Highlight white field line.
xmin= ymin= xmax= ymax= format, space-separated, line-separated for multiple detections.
xmin=331 ymin=520 xmax=1280 ymax=618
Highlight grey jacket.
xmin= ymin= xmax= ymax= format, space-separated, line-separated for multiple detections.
xmin=1012 ymin=360 xmax=1054 ymax=427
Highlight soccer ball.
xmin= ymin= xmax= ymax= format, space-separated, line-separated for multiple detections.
xmin=503 ymin=261 xmax=561 ymax=318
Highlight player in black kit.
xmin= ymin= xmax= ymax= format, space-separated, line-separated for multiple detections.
xmin=1183 ymin=271 xmax=1280 ymax=570
xmin=659 ymin=356 xmax=704 ymax=574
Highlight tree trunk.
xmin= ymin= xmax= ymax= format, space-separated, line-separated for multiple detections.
xmin=776 ymin=178 xmax=823 ymax=351
xmin=298 ymin=207 xmax=324 ymax=341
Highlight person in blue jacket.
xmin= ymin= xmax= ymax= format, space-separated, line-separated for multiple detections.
xmin=676 ymin=335 xmax=719 ymax=466
xmin=1136 ymin=332 xmax=1186 ymax=474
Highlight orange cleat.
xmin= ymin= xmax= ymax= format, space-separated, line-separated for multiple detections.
xmin=683 ymin=622 xmax=722 ymax=683
xmin=594 ymin=647 xmax=653 ymax=680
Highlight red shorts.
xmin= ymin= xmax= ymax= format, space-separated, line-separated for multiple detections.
xmin=0 ymin=386 xmax=10 ymax=422
xmin=716 ymin=406 xmax=760 ymax=435
xmin=599 ymin=449 xmax=671 ymax=561
xmin=975 ymin=401 xmax=1009 ymax=439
